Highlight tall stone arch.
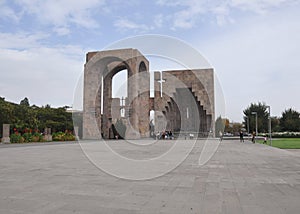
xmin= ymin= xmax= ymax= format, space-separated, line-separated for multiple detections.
xmin=83 ymin=49 xmax=150 ymax=139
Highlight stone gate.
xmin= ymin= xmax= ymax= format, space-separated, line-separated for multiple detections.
xmin=83 ymin=48 xmax=215 ymax=139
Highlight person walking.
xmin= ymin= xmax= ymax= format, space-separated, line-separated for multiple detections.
xmin=219 ymin=131 xmax=223 ymax=142
xmin=239 ymin=131 xmax=244 ymax=142
xmin=251 ymin=131 xmax=256 ymax=143
xmin=263 ymin=135 xmax=267 ymax=144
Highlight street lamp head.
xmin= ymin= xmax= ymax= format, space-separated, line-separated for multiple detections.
xmin=251 ymin=112 xmax=257 ymax=115
xmin=266 ymin=105 xmax=271 ymax=114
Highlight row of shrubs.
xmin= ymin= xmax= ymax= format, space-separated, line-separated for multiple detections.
xmin=52 ymin=132 xmax=76 ymax=141
xmin=272 ymin=132 xmax=300 ymax=138
xmin=259 ymin=132 xmax=300 ymax=138
xmin=10 ymin=132 xmax=76 ymax=143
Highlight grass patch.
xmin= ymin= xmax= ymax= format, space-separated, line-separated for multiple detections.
xmin=257 ymin=138 xmax=300 ymax=149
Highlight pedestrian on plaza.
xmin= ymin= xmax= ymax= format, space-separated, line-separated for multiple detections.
xmin=161 ymin=131 xmax=165 ymax=140
xmin=239 ymin=131 xmax=244 ymax=142
xmin=263 ymin=136 xmax=267 ymax=144
xmin=252 ymin=131 xmax=256 ymax=143
xmin=219 ymin=131 xmax=223 ymax=142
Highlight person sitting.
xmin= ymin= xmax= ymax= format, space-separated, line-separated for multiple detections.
xmin=169 ymin=131 xmax=173 ymax=140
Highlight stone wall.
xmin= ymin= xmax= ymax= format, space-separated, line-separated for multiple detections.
xmin=83 ymin=49 xmax=150 ymax=139
xmin=153 ymin=69 xmax=215 ymax=136
xmin=82 ymin=49 xmax=215 ymax=139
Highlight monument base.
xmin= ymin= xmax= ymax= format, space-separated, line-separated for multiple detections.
xmin=44 ymin=135 xmax=52 ymax=142
xmin=125 ymin=127 xmax=141 ymax=140
xmin=1 ymin=137 xmax=10 ymax=143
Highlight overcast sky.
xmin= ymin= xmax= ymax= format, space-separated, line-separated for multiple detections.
xmin=0 ymin=0 xmax=299 ymax=122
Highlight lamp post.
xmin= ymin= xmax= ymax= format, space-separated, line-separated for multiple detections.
xmin=266 ymin=106 xmax=272 ymax=146
xmin=245 ymin=115 xmax=250 ymax=140
xmin=251 ymin=111 xmax=258 ymax=135
xmin=246 ymin=116 xmax=250 ymax=134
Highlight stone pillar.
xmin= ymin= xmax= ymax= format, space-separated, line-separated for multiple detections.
xmin=44 ymin=128 xmax=52 ymax=141
xmin=82 ymin=53 xmax=102 ymax=140
xmin=1 ymin=124 xmax=10 ymax=143
xmin=154 ymin=72 xmax=161 ymax=98
xmin=137 ymin=70 xmax=150 ymax=138
xmin=102 ymin=76 xmax=112 ymax=139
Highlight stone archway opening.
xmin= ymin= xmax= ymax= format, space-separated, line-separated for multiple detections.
xmin=139 ymin=61 xmax=147 ymax=72
xmin=112 ymin=69 xmax=127 ymax=99
xmin=149 ymin=110 xmax=155 ymax=137
xmin=109 ymin=68 xmax=128 ymax=139
xmin=103 ymin=64 xmax=132 ymax=139
xmin=83 ymin=49 xmax=151 ymax=140
xmin=112 ymin=68 xmax=127 ymax=119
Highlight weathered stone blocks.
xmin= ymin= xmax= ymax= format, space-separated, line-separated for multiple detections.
xmin=83 ymin=49 xmax=215 ymax=139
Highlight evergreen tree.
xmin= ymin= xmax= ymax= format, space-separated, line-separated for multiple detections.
xmin=243 ymin=102 xmax=269 ymax=133
xmin=215 ymin=116 xmax=225 ymax=137
xmin=280 ymin=108 xmax=300 ymax=132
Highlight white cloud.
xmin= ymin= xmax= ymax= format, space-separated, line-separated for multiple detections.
xmin=156 ymin=0 xmax=183 ymax=7
xmin=196 ymin=8 xmax=300 ymax=121
xmin=114 ymin=18 xmax=149 ymax=32
xmin=0 ymin=0 xmax=20 ymax=22
xmin=155 ymin=0 xmax=230 ymax=28
xmin=0 ymin=32 xmax=86 ymax=106
xmin=0 ymin=32 xmax=48 ymax=49
xmin=156 ymin=0 xmax=299 ymax=29
xmin=172 ymin=10 xmax=197 ymax=29
xmin=231 ymin=0 xmax=297 ymax=13
xmin=154 ymin=14 xmax=164 ymax=28
xmin=53 ymin=27 xmax=71 ymax=36
xmin=3 ymin=0 xmax=105 ymax=33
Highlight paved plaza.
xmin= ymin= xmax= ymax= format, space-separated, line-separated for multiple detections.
xmin=0 ymin=140 xmax=299 ymax=214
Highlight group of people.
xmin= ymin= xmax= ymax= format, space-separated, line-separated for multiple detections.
xmin=219 ymin=131 xmax=258 ymax=143
xmin=156 ymin=130 xmax=174 ymax=140
xmin=240 ymin=131 xmax=256 ymax=143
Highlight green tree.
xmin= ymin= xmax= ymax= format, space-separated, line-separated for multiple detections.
xmin=225 ymin=122 xmax=243 ymax=135
xmin=13 ymin=98 xmax=36 ymax=131
xmin=0 ymin=96 xmax=74 ymax=135
xmin=271 ymin=117 xmax=281 ymax=132
xmin=0 ymin=97 xmax=15 ymax=136
xmin=0 ymin=97 xmax=14 ymax=124
xmin=223 ymin=118 xmax=231 ymax=133
xmin=36 ymin=106 xmax=73 ymax=132
xmin=280 ymin=108 xmax=300 ymax=132
xmin=20 ymin=97 xmax=30 ymax=106
xmin=243 ymin=102 xmax=269 ymax=133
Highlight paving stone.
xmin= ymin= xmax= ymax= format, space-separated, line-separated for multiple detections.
xmin=0 ymin=140 xmax=300 ymax=213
